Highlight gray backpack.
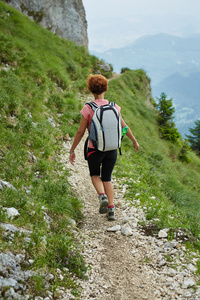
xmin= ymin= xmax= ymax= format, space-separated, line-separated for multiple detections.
xmin=86 ymin=101 xmax=122 ymax=152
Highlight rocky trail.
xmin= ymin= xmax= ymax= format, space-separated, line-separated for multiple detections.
xmin=63 ymin=94 xmax=200 ymax=300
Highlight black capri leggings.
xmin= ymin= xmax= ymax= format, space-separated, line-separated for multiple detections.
xmin=87 ymin=148 xmax=117 ymax=182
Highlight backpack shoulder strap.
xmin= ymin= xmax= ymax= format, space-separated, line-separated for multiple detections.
xmin=86 ymin=102 xmax=99 ymax=112
xmin=109 ymin=101 xmax=115 ymax=107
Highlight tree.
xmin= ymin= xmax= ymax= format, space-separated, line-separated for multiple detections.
xmin=156 ymin=93 xmax=180 ymax=142
xmin=186 ymin=120 xmax=200 ymax=155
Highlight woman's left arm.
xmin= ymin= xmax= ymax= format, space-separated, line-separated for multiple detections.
xmin=121 ymin=116 xmax=139 ymax=152
xmin=69 ymin=116 xmax=88 ymax=165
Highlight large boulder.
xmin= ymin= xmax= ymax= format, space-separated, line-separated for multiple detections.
xmin=3 ymin=0 xmax=88 ymax=48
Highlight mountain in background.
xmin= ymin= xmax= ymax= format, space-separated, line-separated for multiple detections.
xmin=92 ymin=33 xmax=200 ymax=136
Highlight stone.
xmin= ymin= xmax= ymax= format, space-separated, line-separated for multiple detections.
xmin=107 ymin=225 xmax=121 ymax=232
xmin=28 ymin=259 xmax=34 ymax=265
xmin=0 ymin=251 xmax=34 ymax=296
xmin=0 ymin=277 xmax=19 ymax=289
xmin=27 ymin=151 xmax=37 ymax=163
xmin=131 ymin=222 xmax=138 ymax=228
xmin=6 ymin=207 xmax=20 ymax=219
xmin=164 ymin=241 xmax=176 ymax=249
xmin=0 ymin=223 xmax=19 ymax=233
xmin=43 ymin=212 xmax=53 ymax=226
xmin=182 ymin=278 xmax=196 ymax=289
xmin=0 ymin=180 xmax=16 ymax=190
xmin=59 ymin=274 xmax=64 ymax=280
xmin=69 ymin=218 xmax=77 ymax=227
xmin=168 ymin=268 xmax=177 ymax=277
xmin=187 ymin=263 xmax=197 ymax=273
xmin=157 ymin=254 xmax=163 ymax=262
xmin=156 ymin=247 xmax=164 ymax=253
xmin=0 ymin=223 xmax=32 ymax=236
xmin=183 ymin=291 xmax=192 ymax=298
xmin=121 ymin=224 xmax=133 ymax=236
xmin=165 ymin=280 xmax=173 ymax=288
xmin=159 ymin=259 xmax=166 ymax=267
xmin=4 ymin=287 xmax=22 ymax=299
xmin=99 ymin=63 xmax=111 ymax=72
xmin=15 ymin=254 xmax=25 ymax=264
xmin=24 ymin=270 xmax=34 ymax=280
xmin=3 ymin=0 xmax=88 ymax=48
xmin=196 ymin=287 xmax=200 ymax=296
xmin=48 ymin=117 xmax=56 ymax=128
xmin=158 ymin=229 xmax=168 ymax=238
xmin=54 ymin=289 xmax=65 ymax=298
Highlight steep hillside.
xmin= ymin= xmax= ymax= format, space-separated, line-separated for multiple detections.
xmin=0 ymin=2 xmax=200 ymax=298
xmin=0 ymin=1 xmax=112 ymax=298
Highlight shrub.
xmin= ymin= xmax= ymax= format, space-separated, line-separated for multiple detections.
xmin=179 ymin=140 xmax=191 ymax=163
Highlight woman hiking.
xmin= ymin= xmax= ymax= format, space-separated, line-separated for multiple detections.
xmin=69 ymin=74 xmax=139 ymax=221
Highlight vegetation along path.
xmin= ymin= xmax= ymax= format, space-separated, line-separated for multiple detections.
xmin=62 ymin=94 xmax=200 ymax=300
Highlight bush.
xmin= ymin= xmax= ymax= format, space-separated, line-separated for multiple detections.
xmin=179 ymin=140 xmax=191 ymax=163
xmin=121 ymin=67 xmax=131 ymax=73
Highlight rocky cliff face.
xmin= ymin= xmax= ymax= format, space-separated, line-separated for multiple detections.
xmin=3 ymin=0 xmax=88 ymax=48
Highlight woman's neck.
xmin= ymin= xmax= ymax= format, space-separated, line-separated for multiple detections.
xmin=93 ymin=92 xmax=105 ymax=100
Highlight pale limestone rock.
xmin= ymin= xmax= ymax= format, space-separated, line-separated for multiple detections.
xmin=107 ymin=225 xmax=121 ymax=232
xmin=158 ymin=229 xmax=168 ymax=238
xmin=5 ymin=207 xmax=20 ymax=219
xmin=168 ymin=268 xmax=177 ymax=277
xmin=121 ymin=224 xmax=133 ymax=236
xmin=183 ymin=291 xmax=192 ymax=298
xmin=187 ymin=263 xmax=197 ymax=273
xmin=3 ymin=0 xmax=88 ymax=48
xmin=182 ymin=278 xmax=196 ymax=289
xmin=0 ymin=180 xmax=16 ymax=190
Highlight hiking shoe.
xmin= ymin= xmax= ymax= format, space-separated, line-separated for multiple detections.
xmin=107 ymin=206 xmax=115 ymax=221
xmin=98 ymin=194 xmax=109 ymax=214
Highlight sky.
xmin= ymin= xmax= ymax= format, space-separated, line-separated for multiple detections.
xmin=82 ymin=0 xmax=200 ymax=52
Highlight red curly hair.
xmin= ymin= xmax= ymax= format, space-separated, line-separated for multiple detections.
xmin=87 ymin=74 xmax=108 ymax=95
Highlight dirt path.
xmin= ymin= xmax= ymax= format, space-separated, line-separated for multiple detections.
xmin=65 ymin=136 xmax=155 ymax=300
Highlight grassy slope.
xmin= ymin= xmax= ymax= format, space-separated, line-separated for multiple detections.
xmin=0 ymin=1 xmax=200 ymax=296
xmin=107 ymin=71 xmax=200 ymax=249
